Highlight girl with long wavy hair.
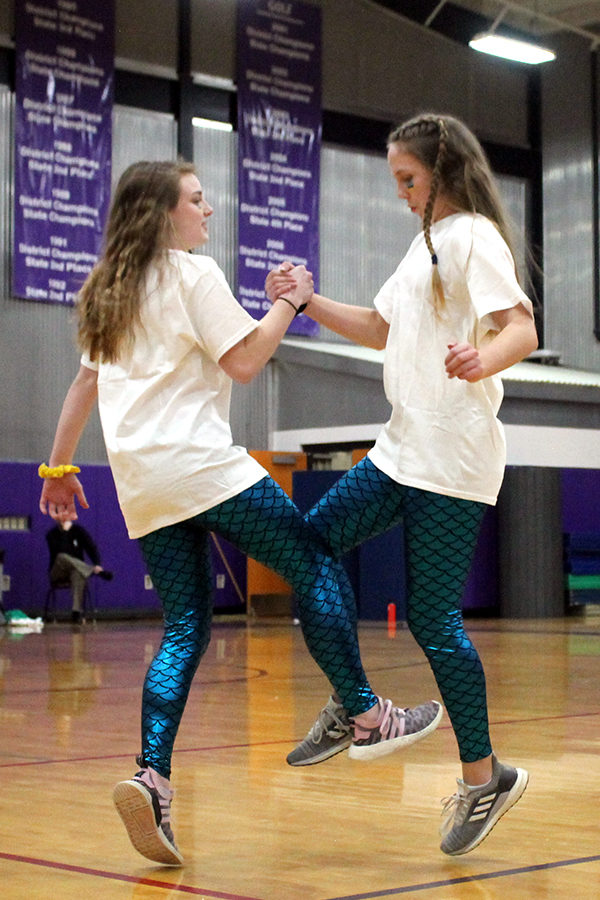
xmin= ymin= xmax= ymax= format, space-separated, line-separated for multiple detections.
xmin=39 ymin=160 xmax=441 ymax=866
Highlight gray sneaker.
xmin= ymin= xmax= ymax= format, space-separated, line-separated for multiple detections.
xmin=440 ymin=754 xmax=529 ymax=855
xmin=287 ymin=696 xmax=352 ymax=766
xmin=348 ymin=697 xmax=443 ymax=760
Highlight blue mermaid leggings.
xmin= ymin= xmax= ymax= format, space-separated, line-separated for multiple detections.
xmin=137 ymin=475 xmax=376 ymax=778
xmin=306 ymin=456 xmax=492 ymax=764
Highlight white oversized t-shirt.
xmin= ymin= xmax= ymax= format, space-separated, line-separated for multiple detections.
xmin=82 ymin=251 xmax=268 ymax=538
xmin=368 ymin=213 xmax=533 ymax=505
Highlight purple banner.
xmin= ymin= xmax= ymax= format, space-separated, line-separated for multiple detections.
xmin=237 ymin=0 xmax=321 ymax=336
xmin=13 ymin=0 xmax=115 ymax=305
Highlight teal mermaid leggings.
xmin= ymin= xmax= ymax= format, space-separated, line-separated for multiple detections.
xmin=306 ymin=456 xmax=491 ymax=764
xmin=137 ymin=475 xmax=376 ymax=778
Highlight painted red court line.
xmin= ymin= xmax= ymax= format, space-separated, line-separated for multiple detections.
xmin=0 ymin=738 xmax=292 ymax=768
xmin=5 ymin=850 xmax=595 ymax=899
xmin=322 ymin=854 xmax=600 ymax=899
xmin=0 ymin=851 xmax=265 ymax=899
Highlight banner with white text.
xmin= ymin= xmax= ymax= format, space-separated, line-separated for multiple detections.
xmin=237 ymin=0 xmax=321 ymax=336
xmin=13 ymin=0 xmax=114 ymax=305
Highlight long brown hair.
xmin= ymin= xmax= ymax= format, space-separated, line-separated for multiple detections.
xmin=78 ymin=159 xmax=196 ymax=362
xmin=388 ymin=114 xmax=518 ymax=311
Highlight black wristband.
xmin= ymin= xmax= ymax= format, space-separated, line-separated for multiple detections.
xmin=278 ymin=296 xmax=298 ymax=314
xmin=279 ymin=296 xmax=308 ymax=317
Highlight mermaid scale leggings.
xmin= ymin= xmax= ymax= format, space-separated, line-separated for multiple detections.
xmin=306 ymin=456 xmax=492 ymax=764
xmin=137 ymin=476 xmax=375 ymax=778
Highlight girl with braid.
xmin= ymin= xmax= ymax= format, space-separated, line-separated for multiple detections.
xmin=38 ymin=160 xmax=441 ymax=867
xmin=267 ymin=113 xmax=538 ymax=855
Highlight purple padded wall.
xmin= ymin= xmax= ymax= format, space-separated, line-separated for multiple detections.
xmin=5 ymin=462 xmax=596 ymax=620
xmin=561 ymin=468 xmax=600 ymax=533
xmin=0 ymin=462 xmax=245 ymax=618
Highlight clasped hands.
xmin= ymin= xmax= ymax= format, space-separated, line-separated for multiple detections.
xmin=265 ymin=260 xmax=314 ymax=312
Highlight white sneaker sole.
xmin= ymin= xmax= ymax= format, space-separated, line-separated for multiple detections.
xmin=348 ymin=701 xmax=443 ymax=761
xmin=113 ymin=780 xmax=183 ymax=866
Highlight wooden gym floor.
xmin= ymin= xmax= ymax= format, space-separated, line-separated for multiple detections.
xmin=0 ymin=613 xmax=599 ymax=899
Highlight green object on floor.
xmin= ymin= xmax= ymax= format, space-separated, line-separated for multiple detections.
xmin=5 ymin=609 xmax=31 ymax=622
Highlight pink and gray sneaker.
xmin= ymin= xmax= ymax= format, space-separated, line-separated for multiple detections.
xmin=113 ymin=763 xmax=183 ymax=865
xmin=348 ymin=697 xmax=443 ymax=760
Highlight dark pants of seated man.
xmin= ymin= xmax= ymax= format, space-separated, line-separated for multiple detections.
xmin=50 ymin=552 xmax=95 ymax=612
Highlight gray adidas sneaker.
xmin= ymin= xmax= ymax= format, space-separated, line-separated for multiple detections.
xmin=113 ymin=764 xmax=183 ymax=865
xmin=440 ymin=754 xmax=529 ymax=855
xmin=348 ymin=697 xmax=443 ymax=760
xmin=287 ymin=696 xmax=352 ymax=766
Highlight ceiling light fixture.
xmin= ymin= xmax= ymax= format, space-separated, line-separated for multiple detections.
xmin=427 ymin=0 xmax=600 ymax=65
xmin=468 ymin=5 xmax=555 ymax=65
xmin=469 ymin=32 xmax=556 ymax=64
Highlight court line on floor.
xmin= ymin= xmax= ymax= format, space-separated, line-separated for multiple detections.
xmin=1 ymin=708 xmax=598 ymax=769
xmin=3 ymin=850 xmax=598 ymax=899
xmin=0 ymin=738 xmax=292 ymax=768
xmin=2 ymin=666 xmax=270 ymax=696
xmin=0 ymin=851 xmax=264 ymax=899
xmin=322 ymin=854 xmax=600 ymax=899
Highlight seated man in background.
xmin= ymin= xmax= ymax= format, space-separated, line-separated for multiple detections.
xmin=46 ymin=520 xmax=113 ymax=623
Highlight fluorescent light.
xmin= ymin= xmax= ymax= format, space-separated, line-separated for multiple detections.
xmin=192 ymin=117 xmax=233 ymax=132
xmin=469 ymin=33 xmax=556 ymax=64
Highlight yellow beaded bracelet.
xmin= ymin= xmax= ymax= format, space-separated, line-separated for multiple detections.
xmin=38 ymin=463 xmax=81 ymax=479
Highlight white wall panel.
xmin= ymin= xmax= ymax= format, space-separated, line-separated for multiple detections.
xmin=542 ymin=32 xmax=599 ymax=370
xmin=319 ymin=143 xmax=416 ymax=334
xmin=193 ymin=124 xmax=237 ymax=287
xmin=112 ymin=106 xmax=177 ymax=188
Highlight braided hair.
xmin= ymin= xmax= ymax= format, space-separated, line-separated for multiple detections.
xmin=388 ymin=113 xmax=518 ymax=312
